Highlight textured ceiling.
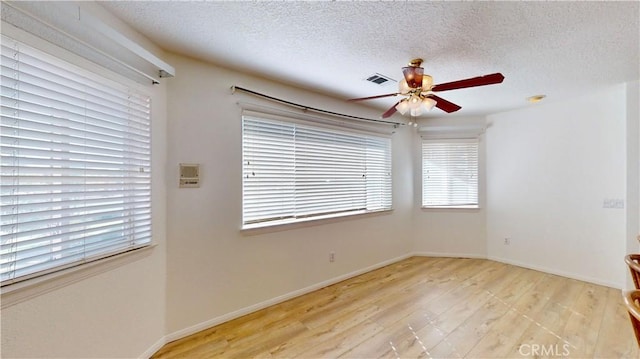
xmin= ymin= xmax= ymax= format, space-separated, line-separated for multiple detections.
xmin=99 ymin=1 xmax=639 ymax=119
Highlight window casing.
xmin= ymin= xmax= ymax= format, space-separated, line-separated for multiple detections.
xmin=422 ymin=139 xmax=478 ymax=208
xmin=0 ymin=35 xmax=152 ymax=286
xmin=242 ymin=115 xmax=392 ymax=228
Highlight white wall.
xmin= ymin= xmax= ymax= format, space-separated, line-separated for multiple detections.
xmin=0 ymin=39 xmax=168 ymax=359
xmin=411 ymin=117 xmax=488 ymax=258
xmin=486 ymin=84 xmax=629 ymax=288
xmin=626 ymin=80 xmax=640 ymax=289
xmin=163 ymin=54 xmax=414 ymax=336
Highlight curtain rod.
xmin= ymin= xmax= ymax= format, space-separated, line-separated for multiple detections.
xmin=230 ymin=86 xmax=404 ymax=127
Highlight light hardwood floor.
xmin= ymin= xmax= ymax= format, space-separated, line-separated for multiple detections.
xmin=152 ymin=257 xmax=638 ymax=358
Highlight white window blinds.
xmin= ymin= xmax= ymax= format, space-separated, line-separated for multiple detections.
xmin=1 ymin=35 xmax=152 ymax=285
xmin=422 ymin=139 xmax=478 ymax=208
xmin=242 ymin=116 xmax=392 ymax=227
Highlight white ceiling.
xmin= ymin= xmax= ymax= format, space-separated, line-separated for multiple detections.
xmin=99 ymin=1 xmax=639 ymax=119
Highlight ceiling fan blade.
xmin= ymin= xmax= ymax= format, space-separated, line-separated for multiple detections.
xmin=347 ymin=93 xmax=399 ymax=102
xmin=428 ymin=94 xmax=462 ymax=113
xmin=382 ymin=101 xmax=400 ymax=118
xmin=431 ymin=73 xmax=504 ymax=92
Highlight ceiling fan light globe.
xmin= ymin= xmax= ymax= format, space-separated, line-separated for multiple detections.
xmin=410 ymin=107 xmax=422 ymax=117
xmin=409 ymin=95 xmax=422 ymax=109
xmin=422 ymin=75 xmax=433 ymax=90
xmin=395 ymin=99 xmax=410 ymax=115
xmin=398 ymin=79 xmax=411 ymax=94
xmin=421 ymin=97 xmax=437 ymax=111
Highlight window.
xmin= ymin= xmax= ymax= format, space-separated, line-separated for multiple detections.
xmin=1 ymin=35 xmax=152 ymax=285
xmin=242 ymin=115 xmax=392 ymax=228
xmin=422 ymin=139 xmax=478 ymax=208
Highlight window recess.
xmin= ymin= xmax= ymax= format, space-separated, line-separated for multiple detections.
xmin=419 ymin=125 xmax=483 ymax=209
xmin=0 ymin=34 xmax=152 ymax=286
xmin=242 ymin=114 xmax=392 ymax=229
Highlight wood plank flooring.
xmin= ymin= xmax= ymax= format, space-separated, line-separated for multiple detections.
xmin=152 ymin=257 xmax=638 ymax=358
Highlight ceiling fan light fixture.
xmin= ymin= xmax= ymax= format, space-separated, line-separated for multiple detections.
xmin=395 ymin=99 xmax=410 ymax=115
xmin=408 ymin=94 xmax=422 ymax=110
xmin=410 ymin=107 xmax=422 ymax=117
xmin=421 ymin=97 xmax=437 ymax=111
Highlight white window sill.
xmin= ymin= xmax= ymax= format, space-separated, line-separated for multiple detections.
xmin=241 ymin=208 xmax=393 ymax=235
xmin=1 ymin=244 xmax=157 ymax=309
xmin=421 ymin=205 xmax=480 ymax=210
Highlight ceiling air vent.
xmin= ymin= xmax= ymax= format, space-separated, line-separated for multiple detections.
xmin=365 ymin=73 xmax=396 ymax=86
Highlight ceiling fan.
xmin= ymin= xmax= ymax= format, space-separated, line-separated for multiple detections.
xmin=348 ymin=58 xmax=505 ymax=118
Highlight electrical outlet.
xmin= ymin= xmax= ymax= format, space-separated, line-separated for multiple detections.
xmin=504 ymin=238 xmax=511 ymax=245
xmin=329 ymin=252 xmax=335 ymax=262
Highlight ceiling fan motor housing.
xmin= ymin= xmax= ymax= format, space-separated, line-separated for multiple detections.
xmin=402 ymin=66 xmax=424 ymax=88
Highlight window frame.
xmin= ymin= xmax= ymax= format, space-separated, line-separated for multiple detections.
xmin=421 ymin=137 xmax=480 ymax=209
xmin=241 ymin=113 xmax=393 ymax=230
xmin=0 ymin=29 xmax=155 ymax=290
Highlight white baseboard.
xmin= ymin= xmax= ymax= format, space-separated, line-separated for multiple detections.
xmin=413 ymin=251 xmax=487 ymax=259
xmin=162 ymin=252 xmax=413 ymax=346
xmin=487 ymin=255 xmax=622 ymax=289
xmin=138 ymin=335 xmax=168 ymax=359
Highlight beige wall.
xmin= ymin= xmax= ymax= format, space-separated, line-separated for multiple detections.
xmin=163 ymin=53 xmax=415 ymax=335
xmin=485 ymin=84 xmax=631 ymax=288
xmin=626 ymin=80 xmax=640 ymax=289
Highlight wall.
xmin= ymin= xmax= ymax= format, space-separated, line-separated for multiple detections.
xmin=163 ymin=54 xmax=414 ymax=336
xmin=0 ymin=7 xmax=169 ymax=357
xmin=486 ymin=84 xmax=628 ymax=288
xmin=626 ymin=80 xmax=640 ymax=289
xmin=411 ymin=117 xmax=488 ymax=258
